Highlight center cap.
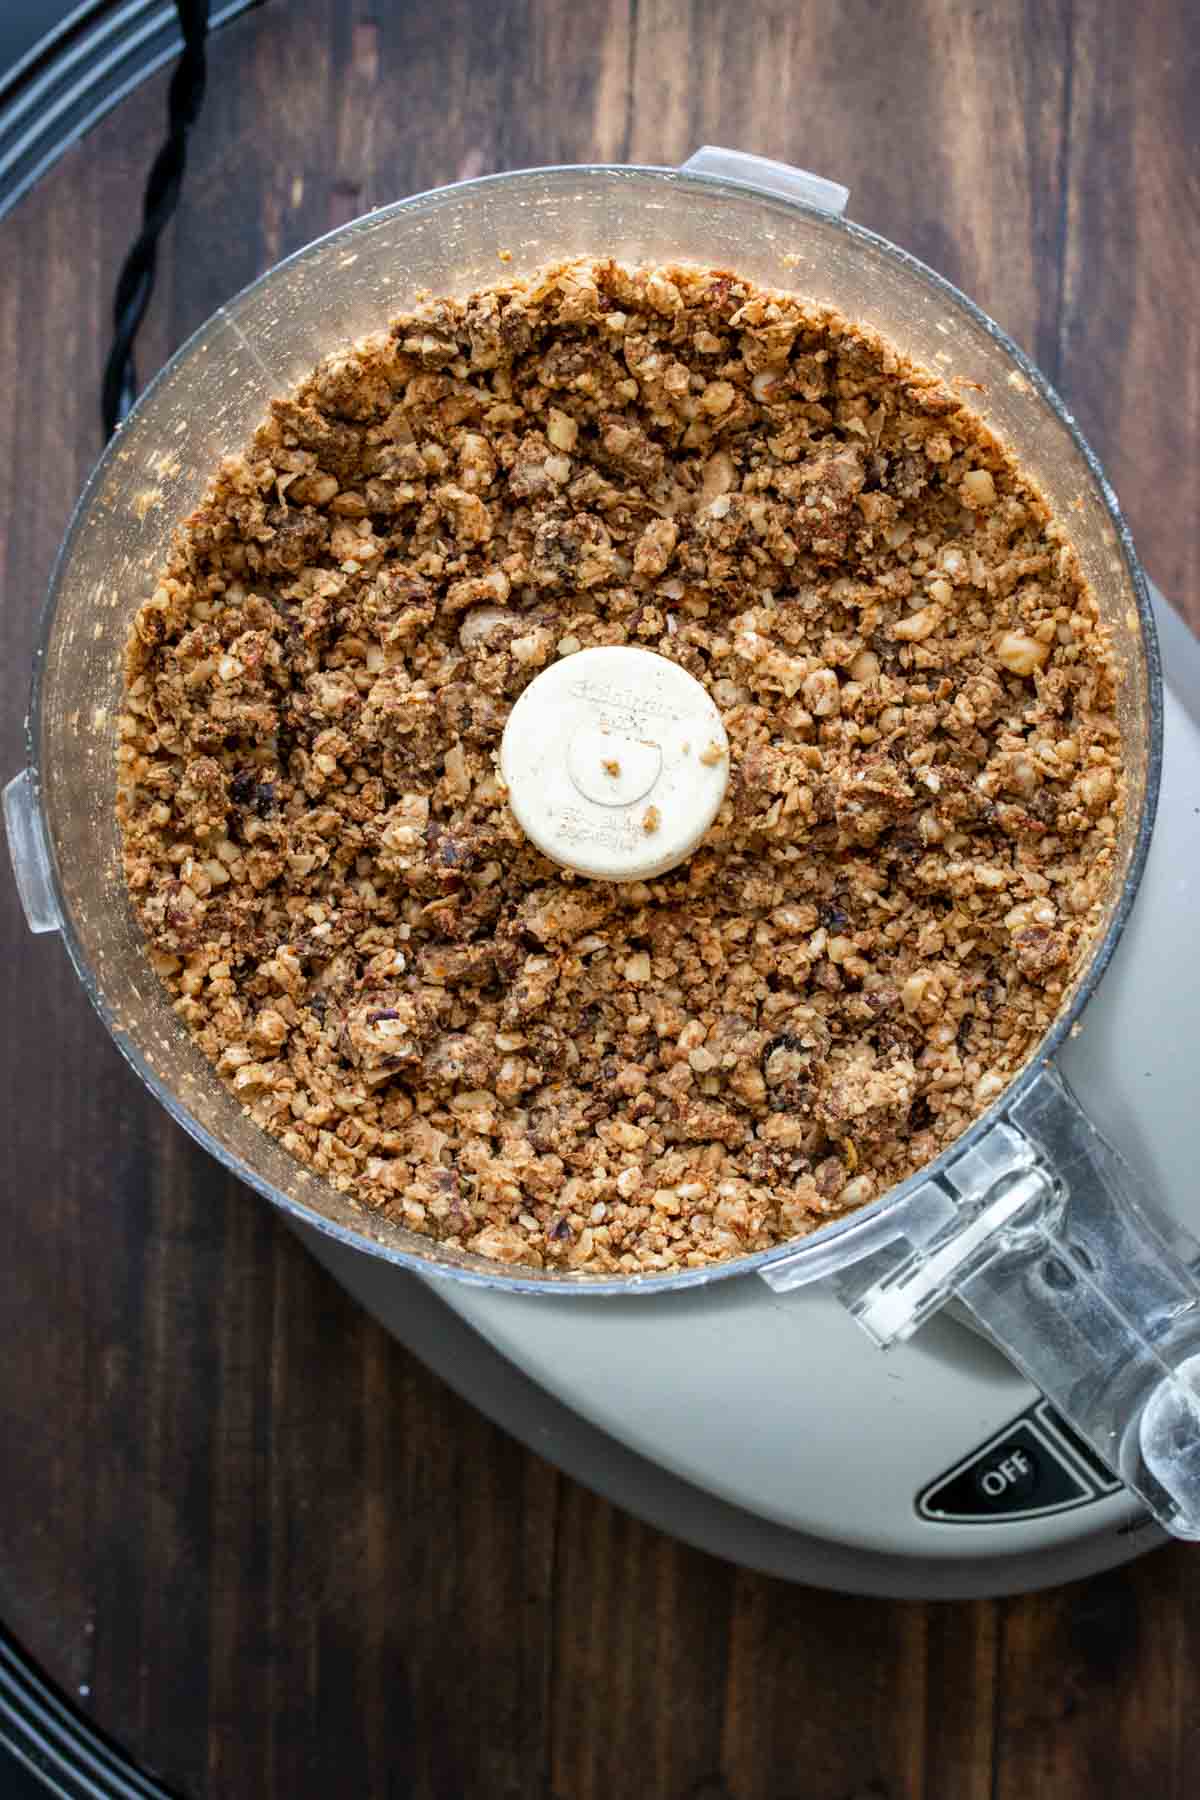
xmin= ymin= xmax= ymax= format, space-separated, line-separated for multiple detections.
xmin=500 ymin=644 xmax=730 ymax=882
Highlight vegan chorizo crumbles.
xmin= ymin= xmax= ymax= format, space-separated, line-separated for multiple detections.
xmin=116 ymin=256 xmax=1123 ymax=1273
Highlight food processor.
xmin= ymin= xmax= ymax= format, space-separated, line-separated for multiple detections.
xmin=7 ymin=147 xmax=1200 ymax=1598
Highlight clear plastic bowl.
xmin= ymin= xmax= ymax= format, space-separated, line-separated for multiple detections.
xmin=11 ymin=158 xmax=1156 ymax=1291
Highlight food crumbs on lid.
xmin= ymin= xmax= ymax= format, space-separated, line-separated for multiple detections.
xmin=642 ymin=805 xmax=661 ymax=834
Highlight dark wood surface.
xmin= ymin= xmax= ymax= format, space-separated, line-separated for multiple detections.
xmin=2 ymin=3 xmax=1199 ymax=1796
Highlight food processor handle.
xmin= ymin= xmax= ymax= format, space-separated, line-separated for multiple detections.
xmin=4 ymin=770 xmax=62 ymax=934
xmin=678 ymin=148 xmax=850 ymax=218
xmin=765 ymin=1066 xmax=1200 ymax=1539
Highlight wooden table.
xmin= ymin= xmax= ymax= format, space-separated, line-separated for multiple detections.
xmin=2 ymin=2 xmax=1198 ymax=1795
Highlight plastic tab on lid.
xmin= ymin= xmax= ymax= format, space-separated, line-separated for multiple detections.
xmin=500 ymin=647 xmax=729 ymax=882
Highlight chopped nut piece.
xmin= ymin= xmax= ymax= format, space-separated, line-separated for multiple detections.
xmin=1080 ymin=766 xmax=1115 ymax=808
xmin=995 ymin=629 xmax=1052 ymax=676
xmin=699 ymin=450 xmax=737 ymax=505
xmin=893 ymin=605 xmax=940 ymax=641
xmin=459 ymin=605 xmax=510 ymax=648
xmin=642 ymin=805 xmax=661 ymax=835
xmin=802 ymin=668 xmax=841 ymax=718
xmin=546 ymin=407 xmax=578 ymax=451
xmin=699 ymin=379 xmax=737 ymax=415
xmin=699 ymin=741 xmax=725 ymax=767
xmin=632 ymin=517 xmax=679 ymax=578
xmin=961 ymin=468 xmax=997 ymax=508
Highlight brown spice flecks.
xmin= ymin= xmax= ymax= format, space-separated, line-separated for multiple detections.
xmin=116 ymin=256 xmax=1123 ymax=1275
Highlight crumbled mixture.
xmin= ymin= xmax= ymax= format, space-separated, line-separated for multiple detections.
xmin=116 ymin=258 xmax=1123 ymax=1274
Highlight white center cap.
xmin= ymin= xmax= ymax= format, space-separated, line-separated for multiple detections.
xmin=500 ymin=645 xmax=730 ymax=882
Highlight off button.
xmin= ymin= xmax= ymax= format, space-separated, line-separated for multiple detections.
xmin=918 ymin=1417 xmax=1093 ymax=1523
xmin=973 ymin=1442 xmax=1039 ymax=1508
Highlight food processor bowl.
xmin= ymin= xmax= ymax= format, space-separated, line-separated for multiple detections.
xmin=7 ymin=151 xmax=1199 ymax=1538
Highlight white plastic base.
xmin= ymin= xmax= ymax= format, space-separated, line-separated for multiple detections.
xmin=300 ymin=588 xmax=1200 ymax=1597
xmin=306 ymin=1224 xmax=1159 ymax=1598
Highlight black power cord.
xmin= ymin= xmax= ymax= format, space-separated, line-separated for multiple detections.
xmin=101 ymin=0 xmax=212 ymax=439
xmin=0 ymin=10 xmax=252 ymax=1794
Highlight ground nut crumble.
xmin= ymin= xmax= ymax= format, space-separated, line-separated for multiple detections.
xmin=116 ymin=258 xmax=1123 ymax=1274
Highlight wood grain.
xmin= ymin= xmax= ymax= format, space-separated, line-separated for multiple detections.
xmin=0 ymin=3 xmax=1198 ymax=1797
